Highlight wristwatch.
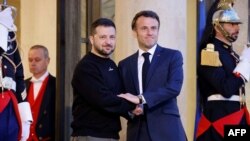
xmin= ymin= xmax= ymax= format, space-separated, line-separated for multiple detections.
xmin=137 ymin=95 xmax=144 ymax=104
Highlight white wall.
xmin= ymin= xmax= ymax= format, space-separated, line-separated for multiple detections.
xmin=20 ymin=0 xmax=57 ymax=79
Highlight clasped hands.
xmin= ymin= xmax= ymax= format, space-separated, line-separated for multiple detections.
xmin=118 ymin=93 xmax=143 ymax=116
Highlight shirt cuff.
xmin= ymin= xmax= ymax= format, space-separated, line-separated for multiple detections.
xmin=138 ymin=94 xmax=146 ymax=104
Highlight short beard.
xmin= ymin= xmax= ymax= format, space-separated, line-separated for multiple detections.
xmin=227 ymin=35 xmax=238 ymax=42
xmin=97 ymin=48 xmax=114 ymax=57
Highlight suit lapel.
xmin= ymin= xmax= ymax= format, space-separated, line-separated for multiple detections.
xmin=129 ymin=52 xmax=140 ymax=94
xmin=146 ymin=46 xmax=162 ymax=88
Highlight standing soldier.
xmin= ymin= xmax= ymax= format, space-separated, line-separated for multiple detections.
xmin=0 ymin=5 xmax=32 ymax=141
xmin=196 ymin=1 xmax=250 ymax=141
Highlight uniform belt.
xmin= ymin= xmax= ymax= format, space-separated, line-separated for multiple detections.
xmin=207 ymin=94 xmax=240 ymax=101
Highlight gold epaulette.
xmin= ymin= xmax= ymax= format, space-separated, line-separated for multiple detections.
xmin=201 ymin=43 xmax=222 ymax=67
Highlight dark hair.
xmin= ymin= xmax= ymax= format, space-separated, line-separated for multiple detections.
xmin=90 ymin=18 xmax=116 ymax=35
xmin=131 ymin=10 xmax=160 ymax=30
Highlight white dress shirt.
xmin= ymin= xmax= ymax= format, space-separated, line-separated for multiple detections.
xmin=137 ymin=44 xmax=157 ymax=94
xmin=30 ymin=71 xmax=49 ymax=100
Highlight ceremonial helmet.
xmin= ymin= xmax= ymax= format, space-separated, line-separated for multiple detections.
xmin=212 ymin=5 xmax=241 ymax=42
xmin=212 ymin=8 xmax=242 ymax=24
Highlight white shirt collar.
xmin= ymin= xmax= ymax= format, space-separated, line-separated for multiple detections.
xmin=138 ymin=44 xmax=157 ymax=57
xmin=30 ymin=71 xmax=49 ymax=83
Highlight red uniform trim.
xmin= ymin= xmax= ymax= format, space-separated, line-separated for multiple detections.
xmin=234 ymin=72 xmax=241 ymax=78
xmin=244 ymin=107 xmax=250 ymax=124
xmin=27 ymin=76 xmax=49 ymax=141
xmin=8 ymin=91 xmax=22 ymax=140
xmin=195 ymin=114 xmax=211 ymax=138
xmin=0 ymin=93 xmax=11 ymax=113
xmin=196 ymin=107 xmax=250 ymax=138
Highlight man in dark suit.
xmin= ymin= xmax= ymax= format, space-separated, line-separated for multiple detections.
xmin=25 ymin=45 xmax=56 ymax=141
xmin=118 ymin=10 xmax=186 ymax=141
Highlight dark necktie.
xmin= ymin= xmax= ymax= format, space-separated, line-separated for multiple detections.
xmin=142 ymin=52 xmax=150 ymax=92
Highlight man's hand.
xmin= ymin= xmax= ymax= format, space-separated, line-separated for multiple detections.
xmin=18 ymin=102 xmax=33 ymax=141
xmin=241 ymin=44 xmax=250 ymax=61
xmin=118 ymin=93 xmax=140 ymax=104
xmin=131 ymin=105 xmax=143 ymax=116
xmin=0 ymin=7 xmax=16 ymax=31
xmin=20 ymin=121 xmax=31 ymax=141
xmin=0 ymin=7 xmax=17 ymax=52
xmin=233 ymin=44 xmax=250 ymax=82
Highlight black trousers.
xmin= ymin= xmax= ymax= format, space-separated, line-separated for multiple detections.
xmin=137 ymin=116 xmax=152 ymax=141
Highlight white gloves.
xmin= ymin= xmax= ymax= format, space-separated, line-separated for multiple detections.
xmin=0 ymin=7 xmax=16 ymax=31
xmin=233 ymin=45 xmax=250 ymax=82
xmin=0 ymin=7 xmax=16 ymax=52
xmin=19 ymin=121 xmax=31 ymax=141
xmin=0 ymin=24 xmax=8 ymax=51
xmin=18 ymin=102 xmax=33 ymax=141
xmin=241 ymin=44 xmax=250 ymax=61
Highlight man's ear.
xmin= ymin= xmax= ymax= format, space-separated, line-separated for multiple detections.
xmin=47 ymin=57 xmax=50 ymax=64
xmin=214 ymin=24 xmax=220 ymax=33
xmin=132 ymin=30 xmax=137 ymax=39
xmin=89 ymin=35 xmax=94 ymax=45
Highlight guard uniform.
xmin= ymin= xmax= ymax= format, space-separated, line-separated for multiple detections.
xmin=196 ymin=38 xmax=250 ymax=141
xmin=0 ymin=6 xmax=32 ymax=141
xmin=0 ymin=31 xmax=26 ymax=140
xmin=196 ymin=2 xmax=250 ymax=140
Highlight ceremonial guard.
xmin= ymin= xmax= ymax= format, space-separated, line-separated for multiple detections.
xmin=196 ymin=1 xmax=250 ymax=141
xmin=0 ymin=4 xmax=33 ymax=141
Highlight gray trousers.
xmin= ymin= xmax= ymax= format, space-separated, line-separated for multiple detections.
xmin=71 ymin=136 xmax=118 ymax=141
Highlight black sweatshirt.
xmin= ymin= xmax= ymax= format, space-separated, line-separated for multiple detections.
xmin=71 ymin=52 xmax=135 ymax=139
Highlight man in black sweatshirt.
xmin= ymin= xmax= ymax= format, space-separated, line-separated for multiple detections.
xmin=71 ymin=18 xmax=140 ymax=141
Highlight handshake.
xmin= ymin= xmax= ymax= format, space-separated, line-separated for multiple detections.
xmin=118 ymin=93 xmax=144 ymax=116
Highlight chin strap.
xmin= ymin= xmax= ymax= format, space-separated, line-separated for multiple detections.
xmin=214 ymin=22 xmax=236 ymax=42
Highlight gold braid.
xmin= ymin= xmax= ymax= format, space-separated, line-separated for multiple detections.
xmin=2 ymin=54 xmax=18 ymax=73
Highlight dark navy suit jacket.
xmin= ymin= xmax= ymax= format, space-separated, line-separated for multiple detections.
xmin=118 ymin=45 xmax=186 ymax=141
